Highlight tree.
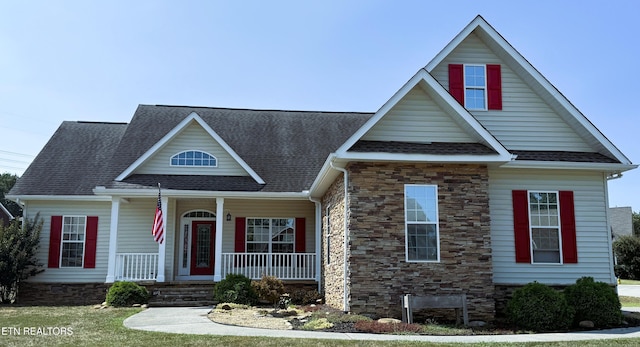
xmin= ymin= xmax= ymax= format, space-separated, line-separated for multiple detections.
xmin=0 ymin=215 xmax=44 ymax=303
xmin=0 ymin=173 xmax=21 ymax=218
xmin=612 ymin=235 xmax=640 ymax=280
xmin=633 ymin=211 xmax=640 ymax=237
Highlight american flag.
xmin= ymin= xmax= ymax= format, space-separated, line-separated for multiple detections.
xmin=152 ymin=186 xmax=164 ymax=244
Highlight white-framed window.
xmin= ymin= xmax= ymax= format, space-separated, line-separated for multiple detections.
xmin=528 ymin=191 xmax=562 ymax=264
xmin=60 ymin=216 xmax=86 ymax=268
xmin=464 ymin=64 xmax=487 ymax=110
xmin=246 ymin=218 xmax=295 ymax=253
xmin=405 ymin=185 xmax=440 ymax=262
xmin=170 ymin=150 xmax=217 ymax=167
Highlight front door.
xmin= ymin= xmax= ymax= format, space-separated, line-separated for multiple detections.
xmin=190 ymin=221 xmax=215 ymax=275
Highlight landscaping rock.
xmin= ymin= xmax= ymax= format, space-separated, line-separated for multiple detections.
xmin=579 ymin=320 xmax=595 ymax=328
xmin=221 ymin=304 xmax=232 ymax=310
xmin=132 ymin=304 xmax=141 ymax=307
xmin=377 ymin=318 xmax=402 ymax=324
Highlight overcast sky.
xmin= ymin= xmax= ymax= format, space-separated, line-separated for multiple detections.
xmin=1 ymin=1 xmax=638 ymax=210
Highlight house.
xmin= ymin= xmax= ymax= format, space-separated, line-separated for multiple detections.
xmin=0 ymin=202 xmax=14 ymax=226
xmin=610 ymin=207 xmax=634 ymax=240
xmin=8 ymin=15 xmax=636 ymax=320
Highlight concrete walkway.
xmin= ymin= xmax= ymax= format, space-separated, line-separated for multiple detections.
xmin=124 ymin=305 xmax=640 ymax=343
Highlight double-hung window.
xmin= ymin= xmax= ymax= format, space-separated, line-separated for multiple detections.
xmin=246 ymin=218 xmax=295 ymax=253
xmin=464 ymin=65 xmax=486 ymax=110
xmin=61 ymin=216 xmax=86 ymax=267
xmin=529 ymin=191 xmax=561 ymax=264
xmin=405 ymin=185 xmax=440 ymax=262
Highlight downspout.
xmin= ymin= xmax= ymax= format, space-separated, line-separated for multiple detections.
xmin=308 ymin=196 xmax=322 ymax=293
xmin=606 ymin=172 xmax=623 ymax=286
xmin=330 ymin=160 xmax=349 ymax=312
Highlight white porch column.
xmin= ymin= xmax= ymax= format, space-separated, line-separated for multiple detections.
xmin=105 ymin=197 xmax=121 ymax=283
xmin=157 ymin=195 xmax=168 ymax=282
xmin=214 ymin=197 xmax=224 ymax=281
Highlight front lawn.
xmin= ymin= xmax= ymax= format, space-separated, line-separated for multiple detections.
xmin=620 ymin=279 xmax=640 ymax=285
xmin=1 ymin=305 xmax=640 ymax=347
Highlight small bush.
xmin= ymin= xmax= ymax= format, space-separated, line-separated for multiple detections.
xmin=564 ymin=277 xmax=622 ymax=328
xmin=291 ymin=289 xmax=324 ymax=305
xmin=355 ymin=321 xmax=423 ymax=334
xmin=506 ymin=281 xmax=573 ymax=332
xmin=251 ymin=275 xmax=285 ymax=305
xmin=106 ymin=281 xmax=149 ymax=307
xmin=213 ymin=274 xmax=257 ymax=305
xmin=302 ymin=317 xmax=333 ymax=330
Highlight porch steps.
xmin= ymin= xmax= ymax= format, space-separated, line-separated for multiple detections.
xmin=147 ymin=282 xmax=217 ymax=307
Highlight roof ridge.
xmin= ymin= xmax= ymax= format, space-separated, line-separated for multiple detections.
xmin=144 ymin=104 xmax=374 ymax=115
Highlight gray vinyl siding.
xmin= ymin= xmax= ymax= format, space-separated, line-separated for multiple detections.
xmin=23 ymin=200 xmax=111 ymax=283
xmin=136 ymin=122 xmax=248 ymax=176
xmin=488 ymin=168 xmax=614 ymax=285
xmin=430 ymin=32 xmax=593 ymax=152
xmin=363 ymin=85 xmax=475 ymax=143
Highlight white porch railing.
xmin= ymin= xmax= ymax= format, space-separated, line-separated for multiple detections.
xmin=221 ymin=253 xmax=316 ymax=280
xmin=115 ymin=253 xmax=158 ymax=281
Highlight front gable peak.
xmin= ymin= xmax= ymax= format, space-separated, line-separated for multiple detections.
xmin=115 ymin=112 xmax=265 ymax=184
xmin=336 ymin=69 xmax=512 ymax=162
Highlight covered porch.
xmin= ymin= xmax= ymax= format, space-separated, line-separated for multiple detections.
xmin=104 ymin=195 xmax=320 ymax=284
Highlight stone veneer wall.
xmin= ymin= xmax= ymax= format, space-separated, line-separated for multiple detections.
xmin=321 ymin=173 xmax=349 ymax=311
xmin=345 ymin=162 xmax=495 ymax=321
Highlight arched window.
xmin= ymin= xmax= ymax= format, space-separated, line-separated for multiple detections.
xmin=170 ymin=150 xmax=217 ymax=167
xmin=183 ymin=211 xmax=216 ymax=218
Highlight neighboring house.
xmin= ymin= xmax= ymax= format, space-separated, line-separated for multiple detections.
xmin=610 ymin=207 xmax=633 ymax=239
xmin=8 ymin=16 xmax=637 ymax=321
xmin=0 ymin=202 xmax=14 ymax=226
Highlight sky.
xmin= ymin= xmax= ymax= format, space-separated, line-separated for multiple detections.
xmin=0 ymin=1 xmax=638 ymax=210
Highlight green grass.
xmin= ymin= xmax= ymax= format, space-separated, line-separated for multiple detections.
xmin=620 ymin=296 xmax=640 ymax=307
xmin=619 ymin=279 xmax=640 ymax=285
xmin=1 ymin=305 xmax=640 ymax=347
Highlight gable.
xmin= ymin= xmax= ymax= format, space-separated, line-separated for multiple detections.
xmin=134 ymin=121 xmax=248 ymax=177
xmin=430 ymin=31 xmax=593 ymax=152
xmin=362 ymin=85 xmax=476 ymax=144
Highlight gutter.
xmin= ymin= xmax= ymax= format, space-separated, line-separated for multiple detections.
xmin=330 ymin=160 xmax=350 ymax=312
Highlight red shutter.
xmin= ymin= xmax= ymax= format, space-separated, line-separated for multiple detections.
xmin=512 ymin=190 xmax=531 ymax=263
xmin=559 ymin=191 xmax=578 ymax=263
xmin=48 ymin=216 xmax=63 ymax=268
xmin=84 ymin=216 xmax=98 ymax=268
xmin=295 ymin=218 xmax=306 ymax=253
xmin=234 ymin=217 xmax=246 ymax=252
xmin=487 ymin=64 xmax=502 ymax=110
xmin=448 ymin=64 xmax=464 ymax=105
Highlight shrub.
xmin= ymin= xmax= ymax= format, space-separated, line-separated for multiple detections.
xmin=213 ymin=274 xmax=257 ymax=305
xmin=0 ymin=216 xmax=44 ymax=303
xmin=302 ymin=317 xmax=333 ymax=330
xmin=506 ymin=281 xmax=573 ymax=332
xmin=291 ymin=289 xmax=324 ymax=305
xmin=564 ymin=277 xmax=622 ymax=328
xmin=106 ymin=281 xmax=149 ymax=307
xmin=251 ymin=275 xmax=285 ymax=305
xmin=613 ymin=235 xmax=640 ymax=280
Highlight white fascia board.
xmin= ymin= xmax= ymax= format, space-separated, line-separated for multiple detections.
xmin=92 ymin=186 xmax=308 ymax=200
xmin=308 ymin=154 xmax=346 ymax=198
xmin=115 ymin=112 xmax=266 ymax=184
xmin=501 ymin=161 xmax=638 ymax=172
xmin=338 ymin=151 xmax=513 ymax=163
xmin=6 ymin=195 xmax=113 ymax=202
xmin=426 ymin=16 xmax=632 ymax=165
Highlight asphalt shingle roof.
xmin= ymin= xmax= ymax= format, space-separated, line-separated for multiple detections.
xmin=11 ymin=106 xmax=372 ymax=195
xmin=349 ymin=140 xmax=497 ymax=155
